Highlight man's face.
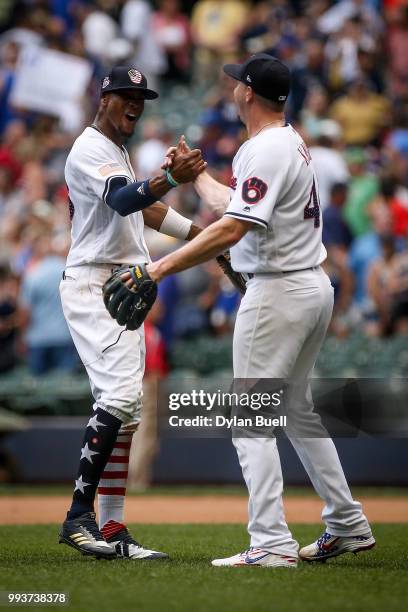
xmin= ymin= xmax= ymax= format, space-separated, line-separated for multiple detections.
xmin=104 ymin=90 xmax=145 ymax=138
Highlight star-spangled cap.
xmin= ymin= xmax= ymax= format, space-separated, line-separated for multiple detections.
xmin=223 ymin=53 xmax=290 ymax=103
xmin=100 ymin=65 xmax=159 ymax=99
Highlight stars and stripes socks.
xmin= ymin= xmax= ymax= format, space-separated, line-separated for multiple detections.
xmin=97 ymin=430 xmax=133 ymax=532
xmin=67 ymin=407 xmax=122 ymax=520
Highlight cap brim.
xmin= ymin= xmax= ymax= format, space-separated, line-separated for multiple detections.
xmin=102 ymin=85 xmax=159 ymax=99
xmin=143 ymin=89 xmax=159 ymax=100
xmin=223 ymin=64 xmax=244 ymax=82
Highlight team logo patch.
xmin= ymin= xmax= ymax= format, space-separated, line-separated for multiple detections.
xmin=230 ymin=176 xmax=237 ymax=190
xmin=102 ymin=76 xmax=110 ymax=89
xmin=128 ymin=69 xmax=142 ymax=84
xmin=242 ymin=177 xmax=268 ymax=204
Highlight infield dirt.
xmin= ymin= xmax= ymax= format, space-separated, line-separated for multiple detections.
xmin=0 ymin=495 xmax=407 ymax=524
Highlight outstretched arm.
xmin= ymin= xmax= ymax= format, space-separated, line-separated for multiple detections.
xmin=163 ymin=136 xmax=229 ymax=216
xmin=142 ymin=201 xmax=201 ymax=240
xmin=194 ymin=171 xmax=230 ymax=216
xmin=146 ymin=215 xmax=252 ymax=282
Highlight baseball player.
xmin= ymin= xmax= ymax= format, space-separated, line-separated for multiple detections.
xmin=58 ymin=65 xmax=206 ymax=559
xmin=122 ymin=54 xmax=376 ymax=566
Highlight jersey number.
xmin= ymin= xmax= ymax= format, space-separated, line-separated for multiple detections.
xmin=304 ymin=178 xmax=320 ymax=228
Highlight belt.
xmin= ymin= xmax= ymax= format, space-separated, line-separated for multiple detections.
xmin=62 ymin=263 xmax=124 ymax=279
xmin=247 ymin=266 xmax=319 ymax=279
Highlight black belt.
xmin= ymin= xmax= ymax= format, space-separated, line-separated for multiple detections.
xmin=247 ymin=266 xmax=318 ymax=279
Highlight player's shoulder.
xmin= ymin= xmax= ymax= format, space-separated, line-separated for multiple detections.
xmin=237 ymin=124 xmax=295 ymax=168
xmin=67 ymin=127 xmax=115 ymax=167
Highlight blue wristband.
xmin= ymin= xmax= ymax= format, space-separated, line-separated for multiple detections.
xmin=165 ymin=168 xmax=179 ymax=188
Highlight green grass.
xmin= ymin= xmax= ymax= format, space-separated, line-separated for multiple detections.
xmin=0 ymin=524 xmax=407 ymax=612
xmin=1 ymin=484 xmax=407 ymax=497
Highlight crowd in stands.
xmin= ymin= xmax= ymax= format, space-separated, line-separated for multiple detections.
xmin=0 ymin=0 xmax=408 ymax=377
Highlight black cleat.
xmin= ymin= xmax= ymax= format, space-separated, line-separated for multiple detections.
xmin=59 ymin=512 xmax=117 ymax=559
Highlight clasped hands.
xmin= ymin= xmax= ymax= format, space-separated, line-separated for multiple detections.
xmin=162 ymin=135 xmax=206 ymax=184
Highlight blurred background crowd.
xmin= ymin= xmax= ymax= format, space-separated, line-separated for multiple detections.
xmin=0 ymin=0 xmax=408 ymax=380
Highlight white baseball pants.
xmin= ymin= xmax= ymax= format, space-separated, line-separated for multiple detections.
xmin=59 ymin=264 xmax=145 ymax=425
xmin=233 ymin=267 xmax=371 ymax=557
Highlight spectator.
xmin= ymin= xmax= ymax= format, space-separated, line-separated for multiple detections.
xmin=323 ymin=246 xmax=354 ymax=338
xmin=309 ymin=120 xmax=349 ymax=211
xmin=323 ymin=182 xmax=353 ymax=250
xmin=300 ymin=87 xmax=330 ymax=141
xmin=132 ymin=118 xmax=171 ymax=178
xmin=369 ymin=175 xmax=408 ymax=239
xmin=324 ymin=16 xmax=376 ymax=87
xmin=191 ymin=0 xmax=249 ymax=83
xmin=0 ymin=263 xmax=19 ymax=373
xmin=152 ymin=0 xmax=191 ymax=83
xmin=79 ymin=1 xmax=118 ymax=64
xmin=0 ymin=40 xmax=23 ymax=136
xmin=317 ymin=0 xmax=383 ymax=36
xmin=330 ymin=78 xmax=390 ymax=146
xmin=120 ymin=0 xmax=166 ymax=89
xmin=289 ymin=38 xmax=330 ymax=119
xmin=199 ymin=71 xmax=243 ymax=171
xmin=387 ymin=248 xmax=408 ymax=335
xmin=366 ymin=236 xmax=396 ymax=336
xmin=349 ymin=199 xmax=395 ymax=306
xmin=19 ymin=228 xmax=77 ymax=376
xmin=387 ymin=3 xmax=408 ymax=99
xmin=343 ymin=147 xmax=379 ymax=237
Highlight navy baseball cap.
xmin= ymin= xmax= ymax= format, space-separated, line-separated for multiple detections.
xmin=223 ymin=53 xmax=290 ymax=103
xmin=101 ymin=66 xmax=159 ymax=99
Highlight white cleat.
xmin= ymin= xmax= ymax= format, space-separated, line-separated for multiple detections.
xmin=211 ymin=547 xmax=298 ymax=568
xmin=299 ymin=531 xmax=376 ymax=562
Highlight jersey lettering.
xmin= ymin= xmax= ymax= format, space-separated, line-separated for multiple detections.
xmin=304 ymin=178 xmax=320 ymax=228
xmin=68 ymin=195 xmax=75 ymax=221
xmin=242 ymin=177 xmax=268 ymax=204
xmin=298 ymin=142 xmax=311 ymax=166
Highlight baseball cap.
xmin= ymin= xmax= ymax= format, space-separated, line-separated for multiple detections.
xmin=223 ymin=53 xmax=290 ymax=103
xmin=101 ymin=66 xmax=159 ymax=100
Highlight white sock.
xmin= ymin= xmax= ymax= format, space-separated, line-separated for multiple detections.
xmin=97 ymin=431 xmax=133 ymax=529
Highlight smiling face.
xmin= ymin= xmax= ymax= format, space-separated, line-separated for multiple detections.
xmin=101 ymin=89 xmax=145 ymax=142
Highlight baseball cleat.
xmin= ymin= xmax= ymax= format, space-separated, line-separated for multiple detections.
xmin=211 ymin=547 xmax=298 ymax=568
xmin=299 ymin=531 xmax=376 ymax=562
xmin=103 ymin=521 xmax=169 ymax=560
xmin=59 ymin=512 xmax=116 ymax=559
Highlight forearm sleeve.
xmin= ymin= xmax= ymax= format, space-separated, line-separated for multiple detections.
xmin=104 ymin=176 xmax=157 ymax=216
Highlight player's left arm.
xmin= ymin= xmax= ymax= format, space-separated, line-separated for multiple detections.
xmin=142 ymin=201 xmax=201 ymax=241
xmin=146 ymin=215 xmax=252 ymax=282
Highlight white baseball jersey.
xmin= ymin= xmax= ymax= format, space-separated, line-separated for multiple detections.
xmin=224 ymin=124 xmax=327 ymax=273
xmin=65 ymin=127 xmax=150 ymax=268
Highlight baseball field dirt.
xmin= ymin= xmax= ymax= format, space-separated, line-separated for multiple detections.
xmin=0 ymin=494 xmax=407 ymax=524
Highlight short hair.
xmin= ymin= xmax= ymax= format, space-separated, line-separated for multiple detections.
xmin=254 ymin=92 xmax=286 ymax=112
xmin=331 ymin=182 xmax=348 ymax=196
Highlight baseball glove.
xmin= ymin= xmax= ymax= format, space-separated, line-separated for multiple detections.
xmin=216 ymin=251 xmax=247 ymax=295
xmin=102 ymin=264 xmax=157 ymax=330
